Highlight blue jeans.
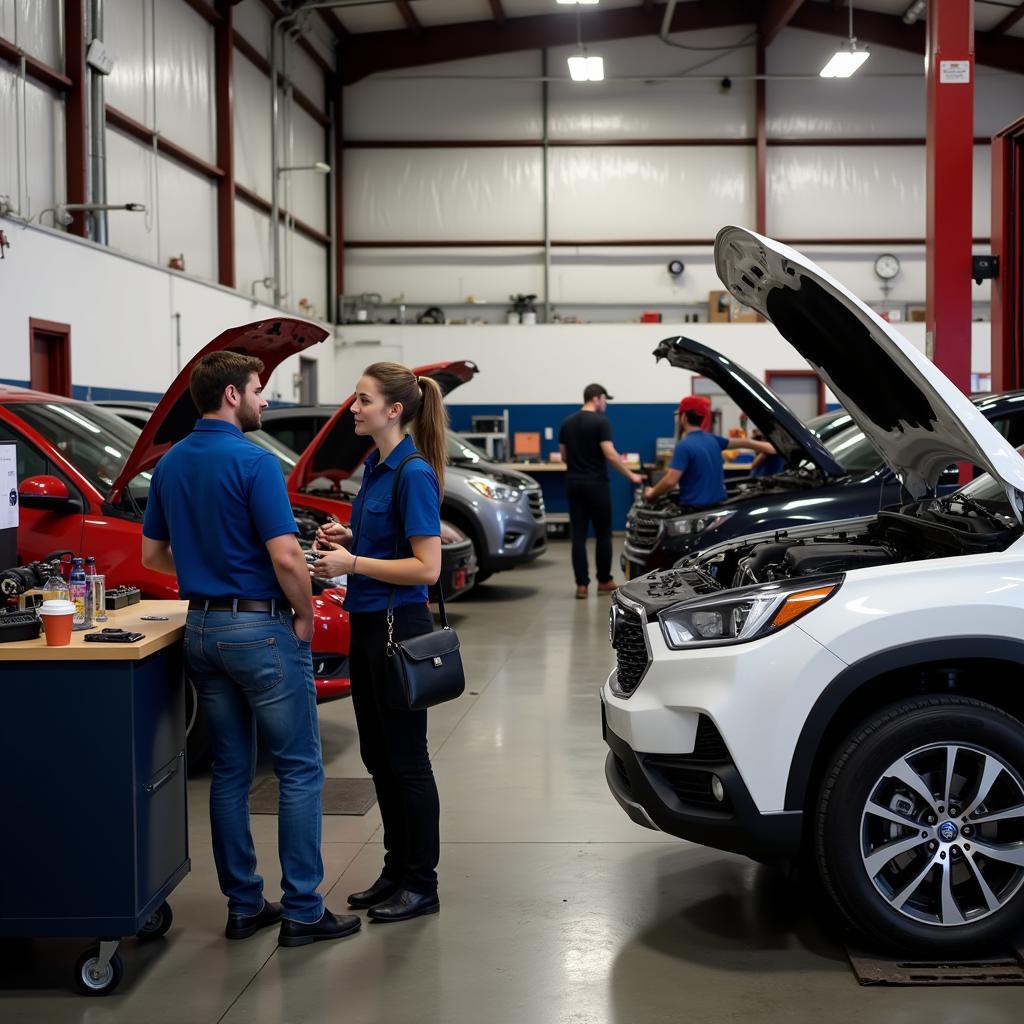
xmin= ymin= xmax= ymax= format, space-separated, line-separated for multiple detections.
xmin=184 ymin=609 xmax=325 ymax=924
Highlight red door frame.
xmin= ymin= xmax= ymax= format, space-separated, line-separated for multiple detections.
xmin=764 ymin=370 xmax=826 ymax=416
xmin=991 ymin=114 xmax=1024 ymax=392
xmin=28 ymin=318 xmax=72 ymax=396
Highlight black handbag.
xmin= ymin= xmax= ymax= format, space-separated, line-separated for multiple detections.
xmin=384 ymin=453 xmax=465 ymax=711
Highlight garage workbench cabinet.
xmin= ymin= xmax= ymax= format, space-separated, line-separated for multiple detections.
xmin=0 ymin=601 xmax=190 ymax=995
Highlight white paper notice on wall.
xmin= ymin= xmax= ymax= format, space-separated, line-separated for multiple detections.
xmin=939 ymin=61 xmax=971 ymax=84
xmin=0 ymin=444 xmax=17 ymax=530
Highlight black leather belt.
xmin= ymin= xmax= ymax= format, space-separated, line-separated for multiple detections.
xmin=188 ymin=599 xmax=291 ymax=613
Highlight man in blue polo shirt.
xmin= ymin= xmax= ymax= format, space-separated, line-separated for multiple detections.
xmin=141 ymin=350 xmax=360 ymax=949
xmin=644 ymin=395 xmax=776 ymax=508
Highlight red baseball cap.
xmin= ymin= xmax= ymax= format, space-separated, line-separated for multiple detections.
xmin=676 ymin=395 xmax=712 ymax=429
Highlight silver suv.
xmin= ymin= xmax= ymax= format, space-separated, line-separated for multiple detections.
xmin=260 ymin=408 xmax=547 ymax=584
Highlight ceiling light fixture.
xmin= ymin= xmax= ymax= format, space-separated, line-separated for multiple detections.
xmin=568 ymin=55 xmax=604 ymax=81
xmin=820 ymin=0 xmax=870 ymax=78
xmin=902 ymin=0 xmax=927 ymax=26
xmin=557 ymin=1 xmax=599 ymax=6
xmin=566 ymin=6 xmax=604 ymax=83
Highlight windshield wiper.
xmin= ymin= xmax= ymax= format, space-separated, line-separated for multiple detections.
xmin=936 ymin=493 xmax=1014 ymax=528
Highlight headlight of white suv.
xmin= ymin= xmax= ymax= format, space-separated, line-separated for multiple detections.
xmin=467 ymin=477 xmax=522 ymax=502
xmin=662 ymin=509 xmax=735 ymax=537
xmin=658 ymin=576 xmax=842 ymax=649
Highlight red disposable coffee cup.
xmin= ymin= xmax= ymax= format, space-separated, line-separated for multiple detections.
xmin=39 ymin=599 xmax=75 ymax=646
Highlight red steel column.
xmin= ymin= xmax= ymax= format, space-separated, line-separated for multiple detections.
xmin=214 ymin=1 xmax=235 ymax=287
xmin=925 ymin=0 xmax=974 ymax=395
xmin=64 ymin=0 xmax=88 ymax=238
xmin=990 ymin=117 xmax=1024 ymax=392
xmin=755 ymin=40 xmax=766 ymax=235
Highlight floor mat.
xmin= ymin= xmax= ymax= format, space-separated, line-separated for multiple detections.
xmin=846 ymin=945 xmax=1024 ymax=985
xmin=249 ymin=777 xmax=377 ymax=816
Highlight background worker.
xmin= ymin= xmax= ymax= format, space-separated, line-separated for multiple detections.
xmin=644 ymin=395 xmax=776 ymax=508
xmin=749 ymin=428 xmax=787 ymax=478
xmin=559 ymin=384 xmax=643 ymax=599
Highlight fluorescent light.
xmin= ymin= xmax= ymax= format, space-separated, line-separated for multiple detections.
xmin=567 ymin=55 xmax=604 ymax=82
xmin=557 ymin=1 xmax=599 ymax=5
xmin=819 ymin=44 xmax=870 ymax=78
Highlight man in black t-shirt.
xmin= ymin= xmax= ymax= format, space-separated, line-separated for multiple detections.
xmin=559 ymin=384 xmax=643 ymax=599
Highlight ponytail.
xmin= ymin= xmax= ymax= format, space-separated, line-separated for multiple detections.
xmin=363 ymin=361 xmax=449 ymax=488
xmin=414 ymin=375 xmax=449 ymax=489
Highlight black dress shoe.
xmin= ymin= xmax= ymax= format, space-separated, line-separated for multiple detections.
xmin=348 ymin=875 xmax=400 ymax=909
xmin=366 ymin=890 xmax=440 ymax=923
xmin=225 ymin=900 xmax=283 ymax=940
xmin=278 ymin=909 xmax=361 ymax=948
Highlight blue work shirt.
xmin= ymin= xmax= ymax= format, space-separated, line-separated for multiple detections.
xmin=142 ymin=419 xmax=298 ymax=600
xmin=669 ymin=431 xmax=730 ymax=507
xmin=751 ymin=453 xmax=786 ymax=478
xmin=344 ymin=434 xmax=441 ymax=613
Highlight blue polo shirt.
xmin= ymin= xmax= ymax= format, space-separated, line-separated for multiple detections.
xmin=142 ymin=419 xmax=298 ymax=600
xmin=344 ymin=434 xmax=441 ymax=613
xmin=670 ymin=431 xmax=730 ymax=507
xmin=751 ymin=453 xmax=786 ymax=478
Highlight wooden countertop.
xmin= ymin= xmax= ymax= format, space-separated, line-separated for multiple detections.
xmin=0 ymin=600 xmax=187 ymax=662
xmin=492 ymin=461 xmax=642 ymax=473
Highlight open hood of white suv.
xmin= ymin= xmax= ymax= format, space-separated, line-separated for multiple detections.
xmin=715 ymin=226 xmax=1024 ymax=509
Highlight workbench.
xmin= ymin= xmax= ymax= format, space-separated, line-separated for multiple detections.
xmin=0 ymin=600 xmax=190 ymax=995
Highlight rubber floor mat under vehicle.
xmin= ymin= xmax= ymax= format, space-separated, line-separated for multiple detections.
xmin=846 ymin=945 xmax=1024 ymax=985
xmin=249 ymin=777 xmax=377 ymax=815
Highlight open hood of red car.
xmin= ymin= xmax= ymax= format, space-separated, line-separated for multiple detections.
xmin=108 ymin=318 xmax=328 ymax=504
xmin=287 ymin=360 xmax=479 ymax=491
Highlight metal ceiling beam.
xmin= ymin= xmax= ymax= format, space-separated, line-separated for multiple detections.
xmin=339 ymin=0 xmax=758 ymax=83
xmin=760 ymin=0 xmax=807 ymax=48
xmin=991 ymin=3 xmax=1024 ymax=36
xmin=395 ymin=0 xmax=422 ymax=35
xmin=318 ymin=8 xmax=348 ymax=39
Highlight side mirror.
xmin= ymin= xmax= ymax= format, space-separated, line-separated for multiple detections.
xmin=18 ymin=475 xmax=80 ymax=512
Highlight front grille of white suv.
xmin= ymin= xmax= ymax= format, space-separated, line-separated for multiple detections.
xmin=611 ymin=606 xmax=650 ymax=697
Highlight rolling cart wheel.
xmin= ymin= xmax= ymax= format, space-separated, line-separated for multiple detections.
xmin=74 ymin=946 xmax=124 ymax=996
xmin=137 ymin=901 xmax=173 ymax=940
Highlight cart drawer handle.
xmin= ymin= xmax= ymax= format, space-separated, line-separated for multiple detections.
xmin=145 ymin=756 xmax=182 ymax=794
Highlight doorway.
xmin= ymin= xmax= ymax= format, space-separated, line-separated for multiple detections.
xmin=298 ymin=356 xmax=319 ymax=406
xmin=765 ymin=371 xmax=824 ymax=422
xmin=29 ymin=319 xmax=72 ymax=396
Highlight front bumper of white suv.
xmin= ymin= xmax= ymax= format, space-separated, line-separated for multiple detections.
xmin=601 ymin=595 xmax=847 ymax=862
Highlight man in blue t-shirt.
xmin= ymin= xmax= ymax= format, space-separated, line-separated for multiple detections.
xmin=141 ymin=351 xmax=360 ymax=949
xmin=643 ymin=395 xmax=777 ymax=509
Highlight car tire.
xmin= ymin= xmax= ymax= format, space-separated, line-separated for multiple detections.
xmin=440 ymin=507 xmax=488 ymax=588
xmin=185 ymin=677 xmax=213 ymax=771
xmin=815 ymin=695 xmax=1024 ymax=956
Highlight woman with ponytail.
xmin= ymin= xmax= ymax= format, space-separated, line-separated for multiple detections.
xmin=311 ymin=362 xmax=447 ymax=922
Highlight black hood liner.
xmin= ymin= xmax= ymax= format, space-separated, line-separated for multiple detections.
xmin=766 ymin=277 xmax=939 ymax=436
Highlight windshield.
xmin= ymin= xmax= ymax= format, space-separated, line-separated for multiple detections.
xmin=806 ymin=410 xmax=854 ymax=443
xmin=447 ymin=431 xmax=491 ymax=464
xmin=817 ymin=425 xmax=884 ymax=476
xmin=956 ymin=463 xmax=1019 ymax=515
xmin=8 ymin=401 xmax=146 ymax=496
xmin=250 ymin=429 xmax=299 ymax=475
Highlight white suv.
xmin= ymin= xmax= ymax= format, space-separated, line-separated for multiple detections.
xmin=602 ymin=227 xmax=1024 ymax=956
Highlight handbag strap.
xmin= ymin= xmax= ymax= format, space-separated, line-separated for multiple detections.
xmin=386 ymin=451 xmax=449 ymax=630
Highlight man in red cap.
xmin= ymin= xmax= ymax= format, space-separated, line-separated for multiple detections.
xmin=644 ymin=395 xmax=776 ymax=508
xmin=559 ymin=384 xmax=643 ymax=599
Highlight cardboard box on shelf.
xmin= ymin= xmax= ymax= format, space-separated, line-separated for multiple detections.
xmin=708 ymin=290 xmax=759 ymax=323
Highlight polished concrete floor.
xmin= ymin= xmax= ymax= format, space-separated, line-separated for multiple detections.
xmin=3 ymin=543 xmax=1023 ymax=1022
